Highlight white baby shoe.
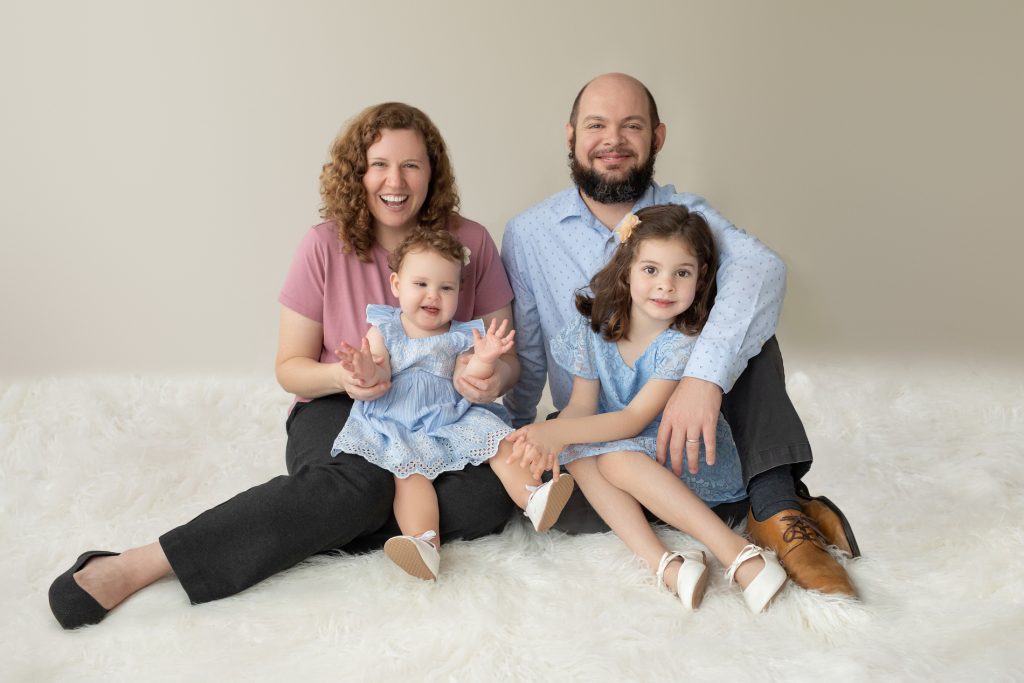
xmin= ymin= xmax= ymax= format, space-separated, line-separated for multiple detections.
xmin=524 ymin=475 xmax=575 ymax=532
xmin=724 ymin=543 xmax=787 ymax=612
xmin=656 ymin=550 xmax=709 ymax=610
xmin=384 ymin=530 xmax=440 ymax=581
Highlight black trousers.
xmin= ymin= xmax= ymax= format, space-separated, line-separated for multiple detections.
xmin=160 ymin=335 xmax=809 ymax=603
xmin=552 ymin=335 xmax=812 ymax=533
xmin=159 ymin=394 xmax=513 ymax=604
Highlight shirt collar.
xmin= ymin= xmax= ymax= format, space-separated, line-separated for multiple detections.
xmin=554 ymin=181 xmax=675 ymax=225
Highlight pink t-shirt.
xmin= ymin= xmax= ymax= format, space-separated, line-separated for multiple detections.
xmin=278 ymin=217 xmax=514 ymax=401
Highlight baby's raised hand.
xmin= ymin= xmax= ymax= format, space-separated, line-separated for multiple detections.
xmin=336 ymin=338 xmax=382 ymax=388
xmin=472 ymin=318 xmax=516 ymax=364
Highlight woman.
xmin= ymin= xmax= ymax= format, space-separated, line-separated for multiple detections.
xmin=48 ymin=102 xmax=519 ymax=629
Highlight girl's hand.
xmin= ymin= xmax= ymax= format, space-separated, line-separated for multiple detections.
xmin=505 ymin=433 xmax=559 ymax=482
xmin=506 ymin=424 xmax=564 ymax=480
xmin=471 ymin=318 xmax=516 ymax=364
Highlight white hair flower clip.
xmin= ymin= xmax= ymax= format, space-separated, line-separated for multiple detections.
xmin=461 ymin=246 xmax=471 ymax=266
xmin=618 ymin=214 xmax=641 ymax=243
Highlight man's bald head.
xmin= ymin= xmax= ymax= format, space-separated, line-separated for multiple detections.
xmin=568 ymin=73 xmax=661 ymax=130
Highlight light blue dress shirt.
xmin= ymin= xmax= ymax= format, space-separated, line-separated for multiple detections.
xmin=501 ymin=183 xmax=786 ymax=428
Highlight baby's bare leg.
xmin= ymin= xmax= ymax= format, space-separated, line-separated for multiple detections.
xmin=393 ymin=474 xmax=441 ymax=544
xmin=488 ymin=440 xmax=538 ymax=509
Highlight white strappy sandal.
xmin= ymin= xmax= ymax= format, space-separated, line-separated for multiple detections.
xmin=724 ymin=543 xmax=787 ymax=612
xmin=656 ymin=550 xmax=708 ymax=610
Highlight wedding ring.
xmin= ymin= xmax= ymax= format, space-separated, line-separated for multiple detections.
xmin=685 ymin=438 xmax=699 ymax=444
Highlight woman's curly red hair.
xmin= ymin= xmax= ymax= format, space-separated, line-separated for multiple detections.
xmin=319 ymin=102 xmax=460 ymax=262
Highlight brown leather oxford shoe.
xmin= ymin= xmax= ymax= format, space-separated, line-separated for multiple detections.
xmin=794 ymin=482 xmax=861 ymax=558
xmin=798 ymin=495 xmax=860 ymax=557
xmin=746 ymin=509 xmax=858 ymax=597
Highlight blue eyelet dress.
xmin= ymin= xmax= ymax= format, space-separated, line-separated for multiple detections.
xmin=331 ymin=305 xmax=513 ymax=480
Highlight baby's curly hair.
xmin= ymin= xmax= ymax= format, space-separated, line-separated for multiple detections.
xmin=319 ymin=102 xmax=460 ymax=262
xmin=577 ymin=204 xmax=718 ymax=340
xmin=389 ymin=227 xmax=468 ymax=277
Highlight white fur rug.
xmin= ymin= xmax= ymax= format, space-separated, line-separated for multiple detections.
xmin=3 ymin=360 xmax=1023 ymax=682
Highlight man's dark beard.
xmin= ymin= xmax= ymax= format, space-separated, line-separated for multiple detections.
xmin=569 ymin=142 xmax=657 ymax=204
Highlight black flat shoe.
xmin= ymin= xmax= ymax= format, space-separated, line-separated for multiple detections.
xmin=48 ymin=550 xmax=120 ymax=629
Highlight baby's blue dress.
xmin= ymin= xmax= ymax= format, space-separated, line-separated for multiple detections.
xmin=550 ymin=313 xmax=746 ymax=506
xmin=332 ymin=305 xmax=513 ymax=480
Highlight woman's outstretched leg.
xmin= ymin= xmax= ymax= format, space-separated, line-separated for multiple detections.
xmin=65 ymin=543 xmax=171 ymax=611
xmin=49 ymin=394 xmax=394 ymax=628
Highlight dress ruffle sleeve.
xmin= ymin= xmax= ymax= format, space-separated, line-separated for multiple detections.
xmin=365 ymin=304 xmax=398 ymax=328
xmin=450 ymin=319 xmax=487 ymax=354
xmin=651 ymin=330 xmax=695 ymax=380
xmin=550 ymin=314 xmax=599 ymax=380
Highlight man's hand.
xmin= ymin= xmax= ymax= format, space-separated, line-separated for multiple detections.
xmin=454 ymin=355 xmax=505 ymax=403
xmin=656 ymin=377 xmax=723 ymax=476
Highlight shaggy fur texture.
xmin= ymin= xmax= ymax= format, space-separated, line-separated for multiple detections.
xmin=3 ymin=361 xmax=1022 ymax=681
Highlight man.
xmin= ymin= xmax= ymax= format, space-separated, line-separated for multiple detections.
xmin=501 ymin=73 xmax=858 ymax=596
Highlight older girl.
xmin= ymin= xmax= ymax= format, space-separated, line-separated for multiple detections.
xmin=508 ymin=205 xmax=787 ymax=612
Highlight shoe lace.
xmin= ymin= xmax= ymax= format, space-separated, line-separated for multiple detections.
xmin=414 ymin=530 xmax=437 ymax=546
xmin=780 ymin=515 xmax=827 ymax=546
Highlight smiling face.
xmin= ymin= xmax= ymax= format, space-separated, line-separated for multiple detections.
xmin=627 ymin=236 xmax=701 ymax=328
xmin=389 ymin=248 xmax=461 ymax=337
xmin=362 ymin=128 xmax=431 ymax=245
xmin=567 ymin=74 xmax=666 ymax=204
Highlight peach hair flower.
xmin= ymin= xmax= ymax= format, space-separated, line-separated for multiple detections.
xmin=618 ymin=214 xmax=641 ymax=243
xmin=461 ymin=246 xmax=472 ymax=266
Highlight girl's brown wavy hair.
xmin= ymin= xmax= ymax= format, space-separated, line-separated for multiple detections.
xmin=319 ymin=102 xmax=460 ymax=262
xmin=576 ymin=204 xmax=718 ymax=341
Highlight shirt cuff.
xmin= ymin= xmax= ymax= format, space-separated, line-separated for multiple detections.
xmin=682 ymin=341 xmax=737 ymax=393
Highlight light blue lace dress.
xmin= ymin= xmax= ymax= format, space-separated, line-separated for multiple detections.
xmin=331 ymin=305 xmax=513 ymax=480
xmin=550 ymin=313 xmax=746 ymax=506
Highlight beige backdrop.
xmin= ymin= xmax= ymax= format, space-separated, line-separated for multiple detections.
xmin=2 ymin=0 xmax=1022 ymax=377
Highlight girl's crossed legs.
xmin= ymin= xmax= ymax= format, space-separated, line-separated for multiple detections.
xmin=567 ymin=451 xmax=775 ymax=604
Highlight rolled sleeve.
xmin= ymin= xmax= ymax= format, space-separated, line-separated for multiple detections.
xmin=677 ymin=194 xmax=786 ymax=392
